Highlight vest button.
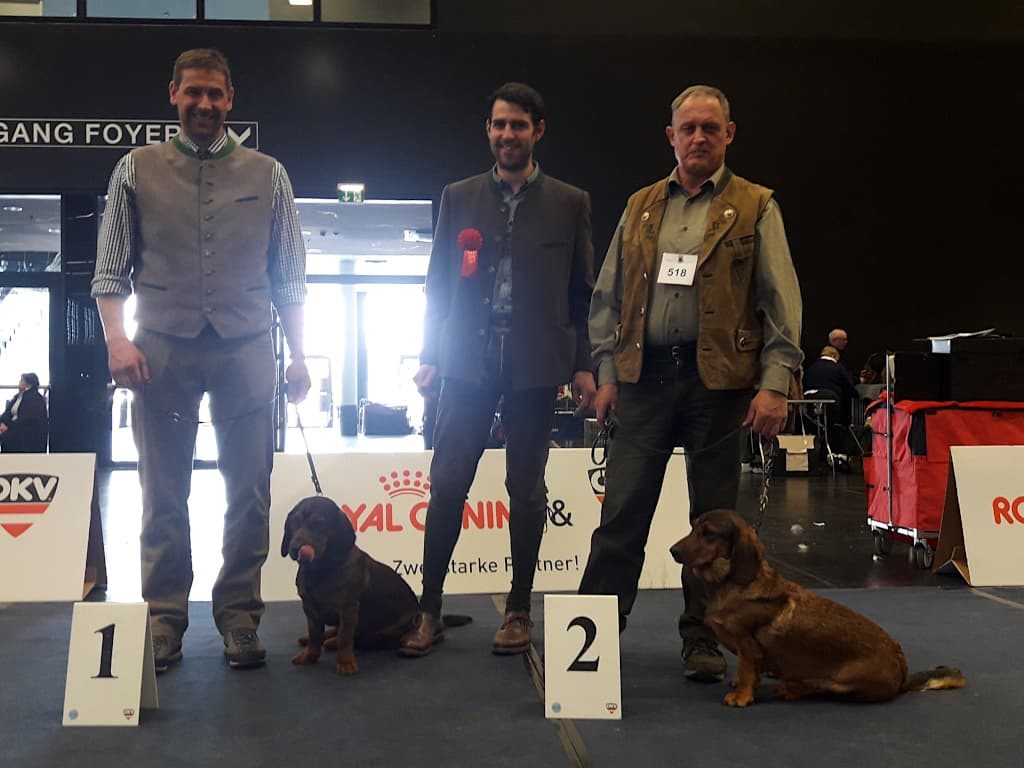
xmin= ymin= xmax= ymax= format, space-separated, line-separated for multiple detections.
xmin=642 ymin=271 xmax=648 ymax=280
xmin=205 ymin=307 xmax=215 ymax=313
xmin=639 ymin=306 xmax=645 ymax=316
xmin=635 ymin=341 xmax=641 ymax=349
xmin=206 ymin=289 xmax=214 ymax=295
xmin=206 ymin=270 xmax=215 ymax=276
xmin=204 ymin=214 xmax=214 ymax=221
xmin=205 ymin=198 xmax=214 ymax=204
xmin=205 ymin=233 xmax=213 ymax=240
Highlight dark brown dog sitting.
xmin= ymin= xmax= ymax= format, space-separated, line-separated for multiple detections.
xmin=281 ymin=495 xmax=422 ymax=675
xmin=670 ymin=510 xmax=966 ymax=707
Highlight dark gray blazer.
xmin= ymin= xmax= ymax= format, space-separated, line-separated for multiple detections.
xmin=420 ymin=170 xmax=594 ymax=390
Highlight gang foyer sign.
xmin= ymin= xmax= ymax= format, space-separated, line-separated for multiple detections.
xmin=0 ymin=119 xmax=258 ymax=149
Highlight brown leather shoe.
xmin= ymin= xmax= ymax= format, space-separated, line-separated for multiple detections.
xmin=492 ymin=610 xmax=532 ymax=655
xmin=397 ymin=612 xmax=444 ymax=657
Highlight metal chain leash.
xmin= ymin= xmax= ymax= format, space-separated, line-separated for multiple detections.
xmin=753 ymin=437 xmax=776 ymax=532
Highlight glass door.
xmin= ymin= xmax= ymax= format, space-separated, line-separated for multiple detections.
xmin=0 ymin=194 xmax=59 ymax=450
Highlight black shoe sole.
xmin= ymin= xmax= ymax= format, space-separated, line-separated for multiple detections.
xmin=154 ymin=650 xmax=182 ymax=674
xmin=226 ymin=655 xmax=266 ymax=669
xmin=492 ymin=642 xmax=530 ymax=656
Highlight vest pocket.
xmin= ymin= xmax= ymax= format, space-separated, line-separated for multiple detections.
xmin=735 ymin=328 xmax=763 ymax=352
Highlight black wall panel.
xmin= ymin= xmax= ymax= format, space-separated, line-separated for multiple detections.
xmin=0 ymin=9 xmax=1021 ymax=385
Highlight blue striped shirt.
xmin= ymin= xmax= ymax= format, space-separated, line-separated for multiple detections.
xmin=91 ymin=132 xmax=307 ymax=308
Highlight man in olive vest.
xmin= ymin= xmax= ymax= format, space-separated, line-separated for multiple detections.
xmin=92 ymin=49 xmax=310 ymax=673
xmin=580 ymin=85 xmax=802 ymax=681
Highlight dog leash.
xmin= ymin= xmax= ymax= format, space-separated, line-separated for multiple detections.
xmin=590 ymin=420 xmax=776 ymax=532
xmin=753 ymin=438 xmax=776 ymax=532
xmin=294 ymin=407 xmax=323 ymax=495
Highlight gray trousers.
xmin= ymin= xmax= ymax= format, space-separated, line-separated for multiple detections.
xmin=578 ymin=347 xmax=751 ymax=641
xmin=132 ymin=326 xmax=276 ymax=640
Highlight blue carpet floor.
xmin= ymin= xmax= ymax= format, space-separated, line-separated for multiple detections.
xmin=3 ymin=587 xmax=1022 ymax=767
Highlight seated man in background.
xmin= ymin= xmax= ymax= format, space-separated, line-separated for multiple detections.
xmin=803 ymin=345 xmax=857 ymax=425
xmin=0 ymin=372 xmax=48 ymax=453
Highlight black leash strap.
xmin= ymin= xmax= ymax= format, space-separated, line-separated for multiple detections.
xmin=294 ymin=408 xmax=323 ymax=495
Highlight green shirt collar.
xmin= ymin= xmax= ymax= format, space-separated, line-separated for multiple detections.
xmin=172 ymin=131 xmax=235 ymax=159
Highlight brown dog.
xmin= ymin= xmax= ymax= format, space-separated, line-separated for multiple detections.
xmin=281 ymin=495 xmax=422 ymax=674
xmin=670 ymin=510 xmax=966 ymax=707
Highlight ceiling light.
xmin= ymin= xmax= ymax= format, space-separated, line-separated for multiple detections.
xmin=289 ymin=0 xmax=312 ymax=5
xmin=3 ymin=206 xmax=23 ymax=212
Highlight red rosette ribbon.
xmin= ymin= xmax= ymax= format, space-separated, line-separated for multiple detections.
xmin=457 ymin=228 xmax=483 ymax=277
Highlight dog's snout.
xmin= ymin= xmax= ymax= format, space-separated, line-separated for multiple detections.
xmin=670 ymin=535 xmax=690 ymax=565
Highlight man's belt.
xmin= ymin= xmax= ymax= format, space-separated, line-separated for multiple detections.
xmin=643 ymin=342 xmax=697 ymax=363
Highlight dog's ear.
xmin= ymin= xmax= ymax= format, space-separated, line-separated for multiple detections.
xmin=281 ymin=506 xmax=296 ymax=558
xmin=281 ymin=499 xmax=309 ymax=557
xmin=328 ymin=500 xmax=357 ymax=553
xmin=729 ymin=515 xmax=764 ymax=585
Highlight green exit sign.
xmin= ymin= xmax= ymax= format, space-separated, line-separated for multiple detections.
xmin=337 ymin=183 xmax=365 ymax=203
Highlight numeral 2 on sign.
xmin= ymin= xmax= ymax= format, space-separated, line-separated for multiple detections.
xmin=566 ymin=616 xmax=600 ymax=672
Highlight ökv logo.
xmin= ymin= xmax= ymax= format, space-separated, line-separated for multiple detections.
xmin=0 ymin=473 xmax=59 ymax=538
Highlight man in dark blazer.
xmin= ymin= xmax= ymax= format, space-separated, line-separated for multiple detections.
xmin=400 ymin=82 xmax=596 ymax=657
xmin=803 ymin=345 xmax=858 ymax=424
xmin=0 ymin=372 xmax=48 ymax=453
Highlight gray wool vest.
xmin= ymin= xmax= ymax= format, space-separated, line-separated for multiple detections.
xmin=131 ymin=137 xmax=277 ymax=339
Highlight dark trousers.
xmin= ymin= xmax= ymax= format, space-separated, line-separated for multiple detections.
xmin=419 ymin=370 xmax=556 ymax=617
xmin=578 ymin=346 xmax=750 ymax=642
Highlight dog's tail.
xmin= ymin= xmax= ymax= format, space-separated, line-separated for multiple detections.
xmin=904 ymin=666 xmax=967 ymax=693
xmin=441 ymin=614 xmax=473 ymax=628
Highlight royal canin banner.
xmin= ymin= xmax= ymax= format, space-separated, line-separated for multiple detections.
xmin=938 ymin=446 xmax=1024 ymax=586
xmin=0 ymin=454 xmax=96 ymax=601
xmin=263 ymin=449 xmax=690 ymax=600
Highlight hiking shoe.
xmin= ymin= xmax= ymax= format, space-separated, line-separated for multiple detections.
xmin=152 ymin=635 xmax=183 ymax=674
xmin=223 ymin=628 xmax=267 ymax=669
xmin=682 ymin=637 xmax=726 ymax=682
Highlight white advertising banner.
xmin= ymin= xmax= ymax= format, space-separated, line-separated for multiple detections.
xmin=936 ymin=446 xmax=1024 ymax=586
xmin=0 ymin=453 xmax=96 ymax=601
xmin=263 ymin=448 xmax=690 ymax=600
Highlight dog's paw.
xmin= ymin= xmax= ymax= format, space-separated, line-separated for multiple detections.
xmin=723 ymin=689 xmax=755 ymax=707
xmin=291 ymin=649 xmax=320 ymax=665
xmin=336 ymin=657 xmax=359 ymax=675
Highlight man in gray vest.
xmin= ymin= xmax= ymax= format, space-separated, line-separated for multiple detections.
xmin=92 ymin=49 xmax=310 ymax=672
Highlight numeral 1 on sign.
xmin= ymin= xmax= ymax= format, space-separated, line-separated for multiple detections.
xmin=93 ymin=624 xmax=117 ymax=679
xmin=566 ymin=616 xmax=600 ymax=672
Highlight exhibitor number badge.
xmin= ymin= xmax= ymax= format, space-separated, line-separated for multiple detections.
xmin=657 ymin=252 xmax=698 ymax=286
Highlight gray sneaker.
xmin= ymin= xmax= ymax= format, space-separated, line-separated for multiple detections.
xmin=682 ymin=637 xmax=726 ymax=682
xmin=152 ymin=635 xmax=183 ymax=674
xmin=223 ymin=628 xmax=266 ymax=669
